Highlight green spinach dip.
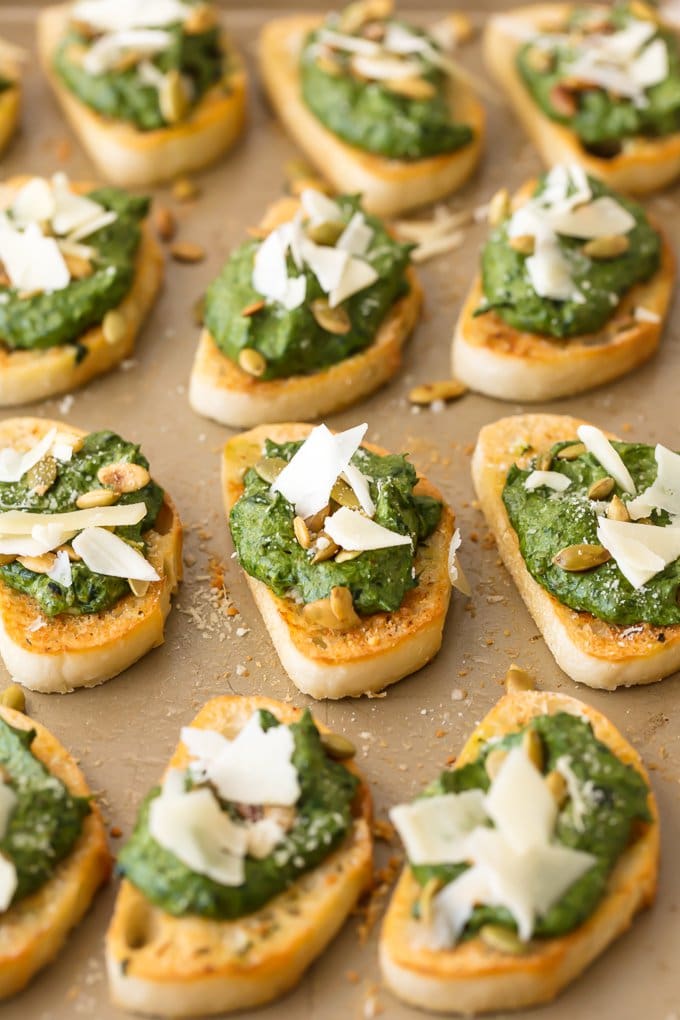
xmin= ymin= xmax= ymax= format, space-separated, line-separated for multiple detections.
xmin=204 ymin=196 xmax=412 ymax=380
xmin=300 ymin=17 xmax=473 ymax=159
xmin=118 ymin=708 xmax=359 ymax=919
xmin=517 ymin=6 xmax=680 ymax=154
xmin=0 ymin=715 xmax=90 ymax=904
xmin=477 ymin=174 xmax=660 ymax=338
xmin=230 ymin=440 xmax=441 ymax=614
xmin=503 ymin=439 xmax=680 ymax=626
xmin=54 ymin=4 xmax=224 ymax=131
xmin=0 ymin=431 xmax=163 ymax=617
xmin=410 ymin=712 xmax=651 ymax=939
xmin=0 ymin=188 xmax=148 ymax=351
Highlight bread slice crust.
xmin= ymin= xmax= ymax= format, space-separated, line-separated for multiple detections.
xmin=257 ymin=14 xmax=485 ymax=218
xmin=222 ymin=423 xmax=455 ymax=699
xmin=0 ymin=417 xmax=183 ymax=694
xmin=0 ymin=83 xmax=19 ymax=158
xmin=189 ymin=196 xmax=423 ymax=427
xmin=473 ymin=413 xmax=680 ymax=689
xmin=380 ymin=688 xmax=659 ymax=1014
xmin=0 ymin=704 xmax=111 ymax=1000
xmin=484 ymin=3 xmax=680 ymax=194
xmin=106 ymin=694 xmax=373 ymax=1017
xmin=452 ymin=181 xmax=675 ymax=402
xmin=0 ymin=175 xmax=163 ymax=407
xmin=37 ymin=3 xmax=247 ymax=188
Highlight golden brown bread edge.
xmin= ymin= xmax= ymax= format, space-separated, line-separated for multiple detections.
xmin=452 ymin=180 xmax=675 ymax=401
xmin=483 ymin=3 xmax=680 ymax=194
xmin=222 ymin=423 xmax=455 ymax=699
xmin=0 ymin=704 xmax=111 ymax=1000
xmin=0 ymin=417 xmax=183 ymax=693
xmin=37 ymin=3 xmax=247 ymax=188
xmin=106 ymin=694 xmax=373 ymax=1017
xmin=380 ymin=688 xmax=659 ymax=1014
xmin=189 ymin=196 xmax=423 ymax=427
xmin=472 ymin=413 xmax=680 ymax=689
xmin=0 ymin=80 xmax=19 ymax=158
xmin=257 ymin=14 xmax=485 ymax=218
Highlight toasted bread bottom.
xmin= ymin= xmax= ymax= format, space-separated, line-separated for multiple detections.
xmin=106 ymin=695 xmax=373 ymax=1017
xmin=222 ymin=424 xmax=455 ymax=699
xmin=380 ymin=689 xmax=658 ymax=1014
xmin=484 ymin=4 xmax=680 ymax=194
xmin=472 ymin=413 xmax=680 ymax=689
xmin=258 ymin=14 xmax=485 ymax=217
xmin=38 ymin=3 xmax=247 ymax=188
xmin=0 ymin=84 xmax=19 ymax=157
xmin=0 ymin=705 xmax=110 ymax=1000
xmin=0 ymin=418 xmax=183 ymax=693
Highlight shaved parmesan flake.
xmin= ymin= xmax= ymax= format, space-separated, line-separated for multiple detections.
xmin=0 ymin=428 xmax=56 ymax=483
xmin=526 ymin=240 xmax=577 ymax=302
xmin=484 ymin=747 xmax=557 ymax=854
xmin=342 ymin=463 xmax=375 ymax=516
xmin=390 ymin=791 xmax=487 ymax=865
xmin=272 ymin=423 xmax=367 ymax=519
xmin=71 ymin=0 xmax=191 ymax=32
xmin=252 ymin=229 xmax=306 ymax=311
xmin=247 ymin=818 xmax=286 ymax=859
xmin=447 ymin=528 xmax=471 ymax=595
xmin=577 ymin=425 xmax=636 ymax=494
xmin=524 ymin=470 xmax=571 ymax=492
xmin=51 ymin=173 xmax=111 ymax=236
xmin=627 ymin=445 xmax=680 ymax=519
xmin=11 ymin=178 xmax=54 ymax=227
xmin=596 ymin=517 xmax=680 ymax=589
xmin=561 ymin=18 xmax=667 ymax=101
xmin=548 ymin=196 xmax=635 ymax=239
xmin=68 ymin=210 xmax=117 ymax=242
xmin=336 ymin=212 xmax=373 ymax=256
xmin=634 ymin=306 xmax=661 ymax=324
xmin=72 ymin=527 xmax=159 ymax=582
xmin=46 ymin=550 xmax=72 ymax=589
xmin=351 ymin=53 xmax=423 ymax=80
xmin=0 ymin=502 xmax=146 ymax=536
xmin=329 ymin=256 xmax=379 ymax=307
xmin=83 ymin=28 xmax=172 ymax=75
xmin=301 ymin=239 xmax=349 ymax=293
xmin=299 ymin=188 xmax=342 ymax=226
xmin=0 ymin=783 xmax=17 ymax=911
xmin=324 ymin=506 xmax=412 ymax=551
xmin=316 ymin=29 xmax=381 ymax=57
xmin=0 ymin=221 xmax=69 ymax=293
xmin=182 ymin=713 xmax=300 ymax=806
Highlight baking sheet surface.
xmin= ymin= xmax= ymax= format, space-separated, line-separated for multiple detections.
xmin=0 ymin=4 xmax=679 ymax=1019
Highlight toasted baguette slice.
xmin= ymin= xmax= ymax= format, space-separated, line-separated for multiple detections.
xmin=0 ymin=703 xmax=111 ymax=999
xmin=452 ymin=178 xmax=674 ymax=401
xmin=0 ymin=176 xmax=163 ymax=407
xmin=484 ymin=4 xmax=680 ymax=194
xmin=222 ymin=424 xmax=455 ymax=699
xmin=0 ymin=417 xmax=183 ymax=693
xmin=0 ymin=83 xmax=19 ymax=158
xmin=189 ymin=196 xmax=423 ymax=427
xmin=257 ymin=14 xmax=484 ymax=218
xmin=106 ymin=694 xmax=373 ymax=1017
xmin=37 ymin=3 xmax=247 ymax=188
xmin=380 ymin=687 xmax=658 ymax=1014
xmin=473 ymin=413 xmax=680 ymax=689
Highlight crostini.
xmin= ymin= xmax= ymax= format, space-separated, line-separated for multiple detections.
xmin=452 ymin=163 xmax=673 ymax=401
xmin=258 ymin=0 xmax=484 ymax=217
xmin=0 ymin=39 xmax=23 ymax=157
xmin=473 ymin=413 xmax=680 ymax=689
xmin=484 ymin=2 xmax=680 ymax=194
xmin=381 ymin=680 xmax=658 ymax=1014
xmin=0 ymin=417 xmax=182 ymax=693
xmin=189 ymin=188 xmax=421 ymax=427
xmin=107 ymin=694 xmax=372 ymax=1016
xmin=38 ymin=0 xmax=247 ymax=188
xmin=0 ymin=172 xmax=162 ymax=406
xmin=222 ymin=421 xmax=460 ymax=699
xmin=0 ymin=701 xmax=110 ymax=999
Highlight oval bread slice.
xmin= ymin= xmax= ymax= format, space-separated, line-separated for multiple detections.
xmin=472 ymin=413 xmax=680 ymax=689
xmin=0 ymin=703 xmax=111 ymax=1000
xmin=483 ymin=3 xmax=680 ymax=194
xmin=37 ymin=3 xmax=247 ymax=188
xmin=380 ymin=687 xmax=659 ymax=1014
xmin=257 ymin=14 xmax=485 ymax=218
xmin=106 ymin=694 xmax=373 ymax=1017
xmin=222 ymin=423 xmax=456 ymax=699
xmin=0 ymin=417 xmax=183 ymax=693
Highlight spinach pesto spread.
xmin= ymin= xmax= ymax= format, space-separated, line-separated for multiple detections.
xmin=230 ymin=440 xmax=441 ymax=614
xmin=477 ymin=172 xmax=660 ymax=338
xmin=517 ymin=5 xmax=680 ymax=155
xmin=503 ymin=440 xmax=680 ymax=626
xmin=0 ymin=187 xmax=148 ymax=352
xmin=118 ymin=709 xmax=359 ymax=919
xmin=0 ymin=431 xmax=163 ymax=617
xmin=299 ymin=9 xmax=472 ymax=159
xmin=54 ymin=2 xmax=224 ymax=131
xmin=204 ymin=195 xmax=412 ymax=380
xmin=409 ymin=713 xmax=651 ymax=939
xmin=0 ymin=715 xmax=90 ymax=905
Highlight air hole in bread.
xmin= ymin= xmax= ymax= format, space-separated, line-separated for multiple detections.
xmin=123 ymin=901 xmax=154 ymax=950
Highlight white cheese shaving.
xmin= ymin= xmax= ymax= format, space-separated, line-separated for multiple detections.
xmin=0 ymin=428 xmax=57 ymax=484
xmin=596 ymin=516 xmax=680 ymax=589
xmin=389 ymin=791 xmax=487 ymax=865
xmin=71 ymin=0 xmax=191 ymax=33
xmin=555 ymin=756 xmax=595 ymax=832
xmin=316 ymin=29 xmax=381 ymax=57
xmin=11 ymin=178 xmax=55 ymax=226
xmin=0 ymin=784 xmax=17 ymax=912
xmin=0 ymin=502 xmax=146 ymax=536
xmin=447 ymin=527 xmax=471 ymax=595
xmin=71 ymin=527 xmax=160 ymax=582
xmin=330 ymin=256 xmax=379 ymax=307
xmin=562 ymin=19 xmax=667 ymax=102
xmin=350 ymin=53 xmax=423 ymax=80
xmin=46 ymin=549 xmax=73 ymax=589
xmin=341 ymin=463 xmax=375 ymax=516
xmin=628 ymin=445 xmax=680 ymax=519
xmin=577 ymin=425 xmax=636 ymax=495
xmin=83 ymin=28 xmax=173 ymax=75
xmin=324 ymin=506 xmax=412 ymax=551
xmin=336 ymin=212 xmax=373 ymax=257
xmin=299 ymin=188 xmax=343 ymax=227
xmin=525 ymin=239 xmax=577 ymax=302
xmin=524 ymin=470 xmax=572 ymax=492
xmin=251 ymin=229 xmax=306 ymax=311
xmin=0 ymin=220 xmax=70 ymax=293
xmin=484 ymin=747 xmax=557 ymax=854
xmin=271 ymin=422 xmax=367 ymax=519
xmin=634 ymin=306 xmax=661 ymax=324
xmin=548 ymin=196 xmax=636 ymax=239
xmin=301 ymin=239 xmax=349 ymax=293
